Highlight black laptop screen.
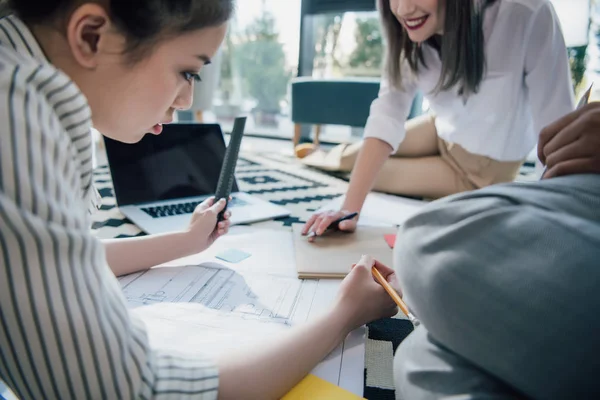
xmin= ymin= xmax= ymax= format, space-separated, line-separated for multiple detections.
xmin=103 ymin=123 xmax=239 ymax=206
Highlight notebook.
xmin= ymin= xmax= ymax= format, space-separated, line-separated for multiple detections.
xmin=282 ymin=374 xmax=365 ymax=399
xmin=292 ymin=224 xmax=396 ymax=279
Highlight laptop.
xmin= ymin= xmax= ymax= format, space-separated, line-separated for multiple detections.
xmin=103 ymin=123 xmax=291 ymax=234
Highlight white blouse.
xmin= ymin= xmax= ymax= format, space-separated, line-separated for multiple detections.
xmin=364 ymin=0 xmax=575 ymax=161
xmin=0 ymin=15 xmax=218 ymax=399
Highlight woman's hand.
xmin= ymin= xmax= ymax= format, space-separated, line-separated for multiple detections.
xmin=334 ymin=255 xmax=401 ymax=331
xmin=301 ymin=209 xmax=358 ymax=242
xmin=186 ymin=197 xmax=231 ymax=253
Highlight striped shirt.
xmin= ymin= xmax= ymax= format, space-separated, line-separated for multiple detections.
xmin=0 ymin=15 xmax=219 ymax=399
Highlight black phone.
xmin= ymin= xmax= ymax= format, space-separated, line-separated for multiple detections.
xmin=214 ymin=116 xmax=246 ymax=221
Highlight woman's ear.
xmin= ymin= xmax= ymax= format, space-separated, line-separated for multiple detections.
xmin=65 ymin=3 xmax=112 ymax=69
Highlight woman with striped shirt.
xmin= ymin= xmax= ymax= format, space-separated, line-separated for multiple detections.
xmin=0 ymin=1 xmax=401 ymax=398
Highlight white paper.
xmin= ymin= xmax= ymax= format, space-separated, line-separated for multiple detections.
xmin=122 ymin=263 xmax=302 ymax=323
xmin=118 ymin=226 xmax=365 ymax=394
xmin=170 ymin=226 xmax=298 ymax=277
xmin=319 ymin=192 xmax=429 ymax=227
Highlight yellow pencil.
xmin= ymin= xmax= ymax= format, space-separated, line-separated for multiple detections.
xmin=371 ymin=266 xmax=420 ymax=326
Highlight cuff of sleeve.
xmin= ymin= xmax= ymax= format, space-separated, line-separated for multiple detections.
xmin=143 ymin=351 xmax=219 ymax=399
xmin=363 ymin=114 xmax=406 ymax=154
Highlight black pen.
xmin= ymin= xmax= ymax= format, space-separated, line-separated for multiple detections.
xmin=307 ymin=212 xmax=359 ymax=238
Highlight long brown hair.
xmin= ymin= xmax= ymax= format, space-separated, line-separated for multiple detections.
xmin=378 ymin=0 xmax=495 ymax=96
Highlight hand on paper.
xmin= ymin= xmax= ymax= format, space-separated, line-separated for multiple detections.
xmin=334 ymin=255 xmax=401 ymax=331
xmin=302 ymin=209 xmax=358 ymax=242
xmin=538 ymin=102 xmax=600 ymax=179
xmin=187 ymin=197 xmax=231 ymax=253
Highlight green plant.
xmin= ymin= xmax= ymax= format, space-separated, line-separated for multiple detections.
xmin=569 ymin=45 xmax=588 ymax=92
xmin=348 ymin=17 xmax=383 ymax=72
xmin=235 ymin=12 xmax=291 ymax=113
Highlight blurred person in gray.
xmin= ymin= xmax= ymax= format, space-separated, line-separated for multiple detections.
xmin=393 ymin=102 xmax=600 ymax=399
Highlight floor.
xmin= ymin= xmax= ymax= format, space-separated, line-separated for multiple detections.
xmin=94 ymin=133 xmax=301 ymax=167
xmin=94 ymin=132 xmax=539 ymax=186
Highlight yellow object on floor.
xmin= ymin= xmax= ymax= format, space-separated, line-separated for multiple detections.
xmin=281 ymin=374 xmax=365 ymax=399
xmin=294 ymin=143 xmax=317 ymax=158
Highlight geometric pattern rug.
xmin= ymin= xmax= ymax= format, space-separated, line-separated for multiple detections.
xmin=90 ymin=150 xmax=415 ymax=399
xmin=91 ymin=151 xmax=351 ymax=237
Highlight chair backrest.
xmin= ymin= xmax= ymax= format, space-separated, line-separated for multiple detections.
xmin=301 ymin=0 xmax=376 ymax=15
xmin=291 ymin=78 xmax=379 ymax=127
xmin=291 ymin=77 xmax=423 ymax=127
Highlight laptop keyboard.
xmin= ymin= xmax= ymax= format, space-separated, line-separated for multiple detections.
xmin=141 ymin=196 xmax=249 ymax=219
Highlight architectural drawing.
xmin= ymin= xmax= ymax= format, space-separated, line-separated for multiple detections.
xmin=119 ymin=261 xmax=305 ymax=324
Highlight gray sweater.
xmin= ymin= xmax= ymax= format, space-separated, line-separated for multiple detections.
xmin=394 ymin=174 xmax=600 ymax=399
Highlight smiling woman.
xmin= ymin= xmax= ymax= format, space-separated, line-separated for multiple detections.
xmin=304 ymin=0 xmax=575 ymax=237
xmin=380 ymin=0 xmax=488 ymax=95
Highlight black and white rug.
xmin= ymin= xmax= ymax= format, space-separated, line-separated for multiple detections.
xmin=91 ymin=151 xmax=413 ymax=399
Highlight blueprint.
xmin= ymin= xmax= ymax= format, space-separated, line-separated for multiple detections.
xmin=120 ymin=262 xmax=302 ymax=324
xmin=117 ymin=226 xmax=365 ymax=395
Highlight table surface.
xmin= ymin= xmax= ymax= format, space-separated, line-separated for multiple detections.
xmin=90 ymin=146 xmax=414 ymax=399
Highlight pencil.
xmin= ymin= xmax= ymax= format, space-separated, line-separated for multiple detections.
xmin=576 ymin=82 xmax=593 ymax=109
xmin=371 ymin=267 xmax=420 ymax=326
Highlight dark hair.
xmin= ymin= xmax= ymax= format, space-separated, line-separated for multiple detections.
xmin=7 ymin=0 xmax=234 ymax=59
xmin=378 ymin=0 xmax=495 ymax=96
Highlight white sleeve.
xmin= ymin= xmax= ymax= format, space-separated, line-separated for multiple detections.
xmin=363 ymin=61 xmax=418 ymax=153
xmin=0 ymin=67 xmax=218 ymax=400
xmin=524 ymin=1 xmax=575 ymax=136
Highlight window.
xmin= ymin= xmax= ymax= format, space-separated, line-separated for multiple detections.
xmin=308 ymin=11 xmax=382 ymax=79
xmin=300 ymin=11 xmax=384 ymax=142
xmin=184 ymin=0 xmax=594 ymax=141
xmin=196 ymin=0 xmax=302 ymax=138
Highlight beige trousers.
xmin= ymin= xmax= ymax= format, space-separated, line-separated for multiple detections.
xmin=304 ymin=115 xmax=524 ymax=199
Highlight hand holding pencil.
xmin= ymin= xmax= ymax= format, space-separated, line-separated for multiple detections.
xmin=539 ymin=83 xmax=594 ymax=179
xmin=350 ymin=256 xmax=421 ymax=327
xmin=335 ymin=255 xmax=403 ymax=331
xmin=370 ymin=262 xmax=420 ymax=327
xmin=365 ymin=257 xmax=420 ymax=327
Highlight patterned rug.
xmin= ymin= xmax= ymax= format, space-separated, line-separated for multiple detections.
xmin=91 ymin=150 xmax=414 ymax=399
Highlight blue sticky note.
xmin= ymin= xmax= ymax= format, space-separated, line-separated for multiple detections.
xmin=215 ymin=249 xmax=251 ymax=264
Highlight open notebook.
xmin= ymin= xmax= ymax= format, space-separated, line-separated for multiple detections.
xmin=292 ymin=224 xmax=396 ymax=279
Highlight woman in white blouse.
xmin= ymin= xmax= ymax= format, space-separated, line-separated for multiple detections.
xmin=0 ymin=1 xmax=401 ymax=399
xmin=303 ymin=0 xmax=575 ymax=238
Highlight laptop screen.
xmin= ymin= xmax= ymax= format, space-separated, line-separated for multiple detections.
xmin=104 ymin=123 xmax=240 ymax=206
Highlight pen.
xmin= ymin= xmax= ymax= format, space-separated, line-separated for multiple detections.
xmin=371 ymin=266 xmax=420 ymax=327
xmin=540 ymin=83 xmax=593 ymax=179
xmin=307 ymin=212 xmax=359 ymax=238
